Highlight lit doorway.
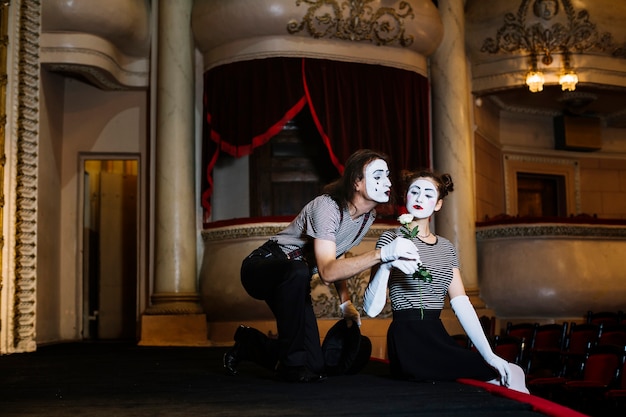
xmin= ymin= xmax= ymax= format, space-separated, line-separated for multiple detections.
xmin=82 ymin=158 xmax=139 ymax=340
xmin=516 ymin=172 xmax=566 ymax=217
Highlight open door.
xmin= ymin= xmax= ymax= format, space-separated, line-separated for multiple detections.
xmin=83 ymin=159 xmax=138 ymax=340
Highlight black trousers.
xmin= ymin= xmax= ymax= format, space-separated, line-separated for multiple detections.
xmin=240 ymin=241 xmax=325 ymax=373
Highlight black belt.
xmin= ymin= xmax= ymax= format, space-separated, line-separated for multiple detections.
xmin=248 ymin=240 xmax=287 ymax=260
xmin=393 ymin=309 xmax=441 ymax=321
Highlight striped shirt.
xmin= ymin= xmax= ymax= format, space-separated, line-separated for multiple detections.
xmin=273 ymin=194 xmax=376 ymax=274
xmin=376 ymin=228 xmax=459 ymax=310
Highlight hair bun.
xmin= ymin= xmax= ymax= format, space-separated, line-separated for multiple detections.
xmin=441 ymin=173 xmax=454 ymax=195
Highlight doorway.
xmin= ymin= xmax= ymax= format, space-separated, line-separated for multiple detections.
xmin=516 ymin=172 xmax=567 ymax=217
xmin=82 ymin=159 xmax=139 ymax=340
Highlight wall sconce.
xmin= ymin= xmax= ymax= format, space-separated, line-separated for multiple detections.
xmin=559 ymin=52 xmax=578 ymax=91
xmin=526 ymin=54 xmax=544 ymax=93
xmin=525 ymin=51 xmax=579 ymax=93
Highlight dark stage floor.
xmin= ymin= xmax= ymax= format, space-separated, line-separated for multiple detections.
xmin=0 ymin=342 xmax=587 ymax=417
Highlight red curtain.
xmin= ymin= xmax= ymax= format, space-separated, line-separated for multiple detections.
xmin=202 ymin=57 xmax=430 ymax=219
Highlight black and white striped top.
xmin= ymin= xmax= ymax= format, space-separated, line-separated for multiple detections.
xmin=274 ymin=194 xmax=376 ymax=273
xmin=376 ymin=228 xmax=459 ymax=311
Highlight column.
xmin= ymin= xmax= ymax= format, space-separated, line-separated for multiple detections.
xmin=430 ymin=0 xmax=482 ymax=303
xmin=140 ymin=0 xmax=208 ymax=346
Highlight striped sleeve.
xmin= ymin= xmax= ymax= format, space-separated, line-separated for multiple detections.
xmin=375 ymin=229 xmax=400 ymax=249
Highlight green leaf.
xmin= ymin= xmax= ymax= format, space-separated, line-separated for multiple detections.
xmin=413 ymin=266 xmax=433 ymax=283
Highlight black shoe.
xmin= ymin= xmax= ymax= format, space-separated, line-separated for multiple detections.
xmin=275 ymin=363 xmax=327 ymax=383
xmin=223 ymin=348 xmax=239 ymax=376
xmin=223 ymin=325 xmax=249 ymax=376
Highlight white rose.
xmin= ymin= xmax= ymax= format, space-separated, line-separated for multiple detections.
xmin=398 ymin=214 xmax=414 ymax=226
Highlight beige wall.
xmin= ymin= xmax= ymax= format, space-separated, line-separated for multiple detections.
xmin=36 ymin=71 xmax=65 ymax=341
xmin=37 ymin=73 xmax=147 ymax=344
xmin=473 ymin=98 xmax=505 ymax=222
xmin=474 ymin=132 xmax=505 ymax=221
xmin=580 ymin=157 xmax=626 ymax=220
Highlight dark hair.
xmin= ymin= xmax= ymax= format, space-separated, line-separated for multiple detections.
xmin=400 ymin=169 xmax=454 ymax=201
xmin=323 ymin=149 xmax=389 ymax=210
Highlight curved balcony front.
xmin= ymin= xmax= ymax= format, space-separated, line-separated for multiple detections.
xmin=477 ymin=220 xmax=626 ymax=321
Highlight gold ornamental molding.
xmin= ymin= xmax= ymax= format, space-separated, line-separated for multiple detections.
xmin=287 ymin=0 xmax=415 ymax=47
xmin=476 ymin=223 xmax=626 ymax=240
xmin=4 ymin=0 xmax=39 ymax=353
xmin=0 ymin=0 xmax=7 ymax=344
xmin=481 ymin=0 xmax=619 ymax=64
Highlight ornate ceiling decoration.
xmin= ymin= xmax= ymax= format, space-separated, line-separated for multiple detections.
xmin=466 ymin=0 xmax=626 ymax=127
xmin=287 ymin=0 xmax=414 ymax=47
xmin=480 ymin=0 xmax=618 ymax=65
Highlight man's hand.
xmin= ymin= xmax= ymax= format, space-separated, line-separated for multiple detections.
xmin=340 ymin=300 xmax=361 ymax=327
xmin=380 ymin=237 xmax=418 ymax=262
xmin=391 ymin=258 xmax=420 ymax=275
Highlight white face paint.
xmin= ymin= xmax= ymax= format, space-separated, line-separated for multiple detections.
xmin=364 ymin=159 xmax=391 ymax=203
xmin=406 ymin=178 xmax=439 ymax=219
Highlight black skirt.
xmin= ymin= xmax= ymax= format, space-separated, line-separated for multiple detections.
xmin=387 ymin=309 xmax=498 ymax=382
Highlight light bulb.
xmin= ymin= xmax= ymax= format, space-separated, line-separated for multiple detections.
xmin=526 ymin=71 xmax=545 ymax=93
xmin=559 ymin=71 xmax=578 ymax=91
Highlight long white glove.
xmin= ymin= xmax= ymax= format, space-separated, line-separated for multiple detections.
xmin=363 ymin=263 xmax=391 ymax=317
xmin=450 ymin=295 xmax=511 ymax=387
xmin=364 ymin=259 xmax=420 ymax=317
xmin=380 ymin=237 xmax=419 ymax=262
xmin=340 ymin=300 xmax=361 ymax=327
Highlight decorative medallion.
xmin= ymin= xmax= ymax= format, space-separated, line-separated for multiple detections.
xmin=287 ymin=0 xmax=415 ymax=47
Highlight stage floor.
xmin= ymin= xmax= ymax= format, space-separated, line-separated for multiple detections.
xmin=0 ymin=342 xmax=587 ymax=417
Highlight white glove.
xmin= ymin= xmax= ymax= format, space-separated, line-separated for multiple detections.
xmin=380 ymin=237 xmax=419 ymax=262
xmin=391 ymin=258 xmax=420 ymax=275
xmin=363 ymin=258 xmax=421 ymax=318
xmin=450 ymin=295 xmax=511 ymax=387
xmin=363 ymin=263 xmax=391 ymax=317
xmin=340 ymin=300 xmax=361 ymax=327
